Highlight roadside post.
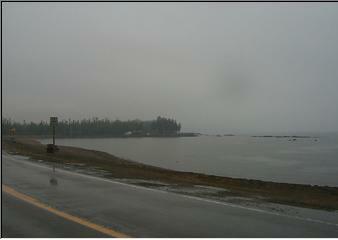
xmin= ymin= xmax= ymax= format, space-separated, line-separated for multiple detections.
xmin=47 ymin=117 xmax=59 ymax=153
xmin=48 ymin=117 xmax=58 ymax=185
xmin=50 ymin=117 xmax=58 ymax=146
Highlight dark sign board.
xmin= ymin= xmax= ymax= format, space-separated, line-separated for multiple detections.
xmin=50 ymin=117 xmax=58 ymax=126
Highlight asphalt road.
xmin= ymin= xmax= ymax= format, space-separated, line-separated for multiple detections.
xmin=2 ymin=193 xmax=109 ymax=238
xmin=2 ymin=153 xmax=338 ymax=237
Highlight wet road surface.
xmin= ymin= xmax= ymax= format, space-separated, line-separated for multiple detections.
xmin=2 ymin=153 xmax=338 ymax=237
xmin=2 ymin=193 xmax=109 ymax=238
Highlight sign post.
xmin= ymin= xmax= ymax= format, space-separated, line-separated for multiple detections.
xmin=50 ymin=117 xmax=58 ymax=146
xmin=48 ymin=117 xmax=59 ymax=184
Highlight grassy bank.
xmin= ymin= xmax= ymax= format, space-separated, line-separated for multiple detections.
xmin=3 ymin=136 xmax=338 ymax=211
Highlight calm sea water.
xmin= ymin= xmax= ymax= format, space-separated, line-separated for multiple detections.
xmin=39 ymin=134 xmax=338 ymax=187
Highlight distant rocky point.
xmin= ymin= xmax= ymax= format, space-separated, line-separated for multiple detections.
xmin=178 ymin=132 xmax=201 ymax=137
xmin=251 ymin=135 xmax=317 ymax=139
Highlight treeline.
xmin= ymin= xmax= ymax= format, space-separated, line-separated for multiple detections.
xmin=2 ymin=116 xmax=181 ymax=137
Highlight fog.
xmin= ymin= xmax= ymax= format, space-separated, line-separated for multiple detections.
xmin=3 ymin=3 xmax=338 ymax=134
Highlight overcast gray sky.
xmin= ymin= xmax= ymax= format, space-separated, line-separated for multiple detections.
xmin=2 ymin=3 xmax=338 ymax=134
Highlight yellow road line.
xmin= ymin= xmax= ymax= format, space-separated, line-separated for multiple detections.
xmin=2 ymin=184 xmax=131 ymax=238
